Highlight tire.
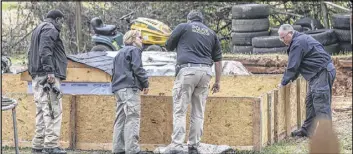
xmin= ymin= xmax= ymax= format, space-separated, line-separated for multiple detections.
xmin=294 ymin=17 xmax=324 ymax=30
xmin=269 ymin=25 xmax=303 ymax=36
xmin=304 ymin=29 xmax=338 ymax=46
xmin=232 ymin=4 xmax=270 ymax=19
xmin=91 ymin=44 xmax=113 ymax=51
xmin=252 ymin=36 xmax=286 ymax=48
xmin=324 ymin=43 xmax=340 ymax=55
xmin=232 ymin=45 xmax=253 ymax=54
xmin=339 ymin=42 xmax=352 ymax=52
xmin=252 ymin=47 xmax=288 ymax=54
xmin=145 ymin=45 xmax=163 ymax=51
xmin=331 ymin=14 xmax=351 ymax=30
xmin=232 ymin=18 xmax=269 ymax=32
xmin=334 ymin=29 xmax=351 ymax=42
xmin=232 ymin=31 xmax=269 ymax=45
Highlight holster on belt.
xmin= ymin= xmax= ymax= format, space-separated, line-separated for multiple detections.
xmin=175 ymin=65 xmax=181 ymax=77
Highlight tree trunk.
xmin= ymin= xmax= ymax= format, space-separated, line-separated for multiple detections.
xmin=321 ymin=1 xmax=329 ymax=28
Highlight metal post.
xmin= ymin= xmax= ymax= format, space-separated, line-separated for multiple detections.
xmin=12 ymin=107 xmax=19 ymax=154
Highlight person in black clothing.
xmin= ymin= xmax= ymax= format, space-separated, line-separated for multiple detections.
xmin=164 ymin=10 xmax=222 ymax=154
xmin=278 ymin=24 xmax=336 ymax=137
xmin=111 ymin=29 xmax=149 ymax=154
xmin=28 ymin=9 xmax=67 ymax=154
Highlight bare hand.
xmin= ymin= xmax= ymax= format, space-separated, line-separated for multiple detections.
xmin=47 ymin=74 xmax=55 ymax=83
xmin=143 ymin=88 xmax=149 ymax=95
xmin=278 ymin=83 xmax=284 ymax=88
xmin=211 ymin=82 xmax=220 ymax=94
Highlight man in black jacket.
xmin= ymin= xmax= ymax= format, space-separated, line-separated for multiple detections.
xmin=111 ymin=30 xmax=149 ymax=154
xmin=28 ymin=9 xmax=67 ymax=154
xmin=278 ymin=24 xmax=336 ymax=138
xmin=164 ymin=10 xmax=222 ymax=154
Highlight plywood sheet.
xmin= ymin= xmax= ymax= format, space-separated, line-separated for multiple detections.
xmin=261 ymin=94 xmax=268 ymax=146
xmin=2 ymin=74 xmax=27 ymax=94
xmin=2 ymin=93 xmax=71 ymax=147
xmin=74 ymin=95 xmax=256 ymax=146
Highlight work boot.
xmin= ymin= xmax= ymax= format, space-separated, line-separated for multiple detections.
xmin=42 ymin=147 xmax=67 ymax=154
xmin=291 ymin=129 xmax=308 ymax=137
xmin=188 ymin=146 xmax=199 ymax=154
xmin=32 ymin=148 xmax=43 ymax=154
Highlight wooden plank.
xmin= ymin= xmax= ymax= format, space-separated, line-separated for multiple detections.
xmin=20 ymin=68 xmax=112 ymax=82
xmin=267 ymin=92 xmax=273 ymax=145
xmin=67 ymin=60 xmax=90 ymax=68
xmin=285 ymin=83 xmax=291 ymax=138
xmin=338 ymin=60 xmax=352 ymax=68
xmin=245 ymin=66 xmax=285 ymax=74
xmin=296 ymin=79 xmax=302 ymax=129
xmin=69 ymin=95 xmax=77 ymax=150
xmin=253 ymin=98 xmax=262 ymax=151
xmin=273 ymin=90 xmax=279 ymax=142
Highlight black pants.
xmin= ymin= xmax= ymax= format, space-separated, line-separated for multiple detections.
xmin=301 ymin=63 xmax=336 ymax=136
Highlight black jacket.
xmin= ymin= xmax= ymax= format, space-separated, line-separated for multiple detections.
xmin=111 ymin=45 xmax=149 ymax=93
xmin=165 ymin=20 xmax=222 ymax=66
xmin=28 ymin=18 xmax=68 ymax=80
xmin=281 ymin=31 xmax=332 ymax=85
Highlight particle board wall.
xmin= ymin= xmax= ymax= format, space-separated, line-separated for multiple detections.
xmin=10 ymin=73 xmax=282 ymax=97
xmin=1 ymin=93 xmax=71 ymax=148
xmin=277 ymin=87 xmax=286 ymax=140
xmin=74 ymin=95 xmax=257 ymax=149
xmin=2 ymin=74 xmax=27 ymax=94
xmin=289 ymin=82 xmax=298 ymax=132
xmin=261 ymin=94 xmax=268 ymax=147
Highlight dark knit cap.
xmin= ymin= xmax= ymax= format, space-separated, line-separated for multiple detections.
xmin=46 ymin=9 xmax=64 ymax=19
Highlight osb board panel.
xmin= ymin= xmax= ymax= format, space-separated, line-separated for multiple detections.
xmin=148 ymin=75 xmax=282 ymax=97
xmin=7 ymin=74 xmax=281 ymax=97
xmin=261 ymin=94 xmax=268 ymax=146
xmin=75 ymin=95 xmax=116 ymax=143
xmin=1 ymin=93 xmax=71 ymax=147
xmin=289 ymin=83 xmax=298 ymax=128
xmin=75 ymin=95 xmax=173 ymax=144
xmin=75 ymin=95 xmax=255 ymax=146
xmin=300 ymin=79 xmax=307 ymax=124
xmin=201 ymin=97 xmax=256 ymax=146
xmin=20 ymin=68 xmax=112 ymax=82
xmin=68 ymin=60 xmax=90 ymax=68
xmin=269 ymin=92 xmax=275 ymax=143
xmin=2 ymin=74 xmax=27 ymax=94
xmin=277 ymin=87 xmax=286 ymax=135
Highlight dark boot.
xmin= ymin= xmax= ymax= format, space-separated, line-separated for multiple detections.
xmin=32 ymin=148 xmax=43 ymax=154
xmin=113 ymin=152 xmax=125 ymax=154
xmin=188 ymin=146 xmax=199 ymax=154
xmin=291 ymin=129 xmax=308 ymax=137
xmin=42 ymin=147 xmax=67 ymax=154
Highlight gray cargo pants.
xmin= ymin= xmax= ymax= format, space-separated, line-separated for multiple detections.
xmin=112 ymin=88 xmax=141 ymax=154
xmin=170 ymin=66 xmax=212 ymax=149
xmin=301 ymin=63 xmax=336 ymax=136
xmin=32 ymin=75 xmax=63 ymax=149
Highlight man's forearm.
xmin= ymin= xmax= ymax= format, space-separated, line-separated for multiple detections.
xmin=214 ymin=61 xmax=222 ymax=83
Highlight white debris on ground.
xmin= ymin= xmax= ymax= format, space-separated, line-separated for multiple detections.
xmin=107 ymin=51 xmax=251 ymax=76
xmin=153 ymin=143 xmax=234 ymax=153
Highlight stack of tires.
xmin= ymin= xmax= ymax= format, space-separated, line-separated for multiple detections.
xmin=304 ymin=29 xmax=339 ymax=55
xmin=231 ymin=4 xmax=270 ymax=54
xmin=331 ymin=14 xmax=352 ymax=52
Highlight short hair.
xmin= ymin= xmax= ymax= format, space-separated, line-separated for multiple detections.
xmin=46 ymin=9 xmax=64 ymax=19
xmin=123 ymin=30 xmax=141 ymax=45
xmin=187 ymin=10 xmax=204 ymax=22
xmin=278 ymin=24 xmax=294 ymax=34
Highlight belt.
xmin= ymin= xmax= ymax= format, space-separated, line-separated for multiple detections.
xmin=311 ymin=62 xmax=335 ymax=81
xmin=177 ymin=63 xmax=211 ymax=68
